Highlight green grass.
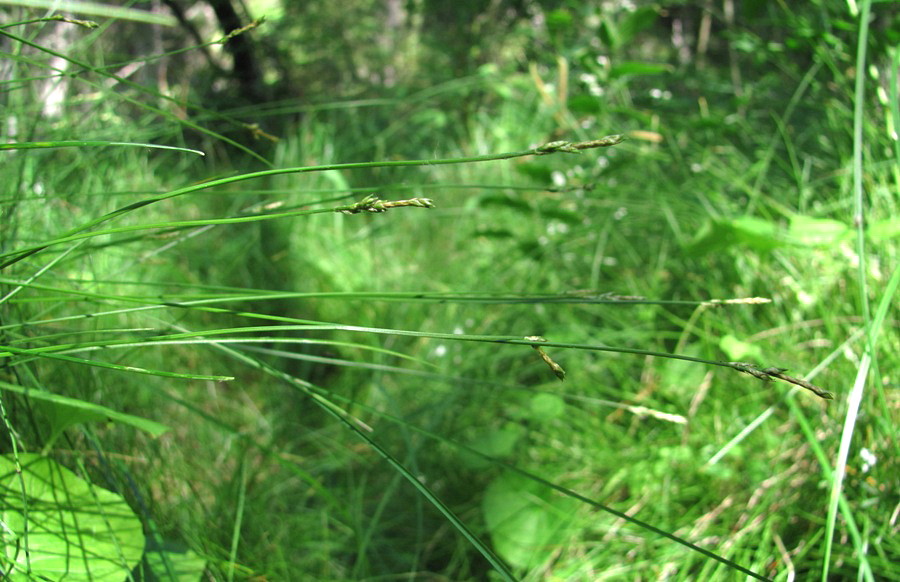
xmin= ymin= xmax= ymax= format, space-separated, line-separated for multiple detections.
xmin=2 ymin=4 xmax=898 ymax=581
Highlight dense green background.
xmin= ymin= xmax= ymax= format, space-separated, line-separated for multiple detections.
xmin=1 ymin=1 xmax=898 ymax=580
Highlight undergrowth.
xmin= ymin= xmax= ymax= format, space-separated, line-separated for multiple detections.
xmin=1 ymin=3 xmax=898 ymax=581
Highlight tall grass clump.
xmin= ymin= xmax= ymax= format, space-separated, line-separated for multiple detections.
xmin=2 ymin=2 xmax=898 ymax=581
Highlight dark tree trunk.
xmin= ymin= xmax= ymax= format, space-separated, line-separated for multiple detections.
xmin=162 ymin=0 xmax=266 ymax=104
xmin=206 ymin=0 xmax=264 ymax=102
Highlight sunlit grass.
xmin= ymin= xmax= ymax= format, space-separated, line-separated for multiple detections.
xmin=1 ymin=5 xmax=897 ymax=581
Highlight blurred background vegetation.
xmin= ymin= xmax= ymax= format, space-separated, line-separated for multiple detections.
xmin=1 ymin=0 xmax=898 ymax=580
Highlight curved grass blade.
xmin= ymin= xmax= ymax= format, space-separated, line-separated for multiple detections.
xmin=0 ymin=379 xmax=169 ymax=437
xmin=822 ymin=2 xmax=877 ymax=580
xmin=168 ymin=316 xmax=769 ymax=579
xmin=0 ymin=138 xmax=623 ymax=268
xmin=0 ymin=276 xmax=767 ymax=308
xmin=298 ymin=377 xmax=772 ymax=580
xmin=0 ymin=28 xmax=270 ymax=169
xmin=0 ymin=344 xmax=233 ymax=381
xmin=0 ymin=1 xmax=177 ymax=26
xmin=0 ymin=141 xmax=204 ymax=156
xmin=187 ymin=334 xmax=518 ymax=581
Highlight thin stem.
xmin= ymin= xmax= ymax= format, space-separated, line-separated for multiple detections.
xmin=821 ymin=1 xmax=874 ymax=579
xmin=0 ymin=137 xmax=623 ymax=269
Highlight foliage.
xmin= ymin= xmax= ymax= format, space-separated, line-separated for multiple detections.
xmin=0 ymin=454 xmax=145 ymax=580
xmin=1 ymin=1 xmax=898 ymax=580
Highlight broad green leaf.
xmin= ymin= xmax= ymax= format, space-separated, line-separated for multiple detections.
xmin=0 ymin=454 xmax=145 ymax=581
xmin=868 ymin=218 xmax=900 ymax=242
xmin=687 ymin=216 xmax=783 ymax=255
xmin=0 ymin=380 xmax=170 ymax=442
xmin=482 ymin=473 xmax=576 ymax=570
xmin=723 ymin=216 xmax=781 ymax=248
xmin=787 ymin=215 xmax=851 ymax=246
xmin=37 ymin=398 xmax=108 ymax=453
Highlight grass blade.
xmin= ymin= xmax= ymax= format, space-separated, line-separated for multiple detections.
xmin=821 ymin=1 xmax=874 ymax=579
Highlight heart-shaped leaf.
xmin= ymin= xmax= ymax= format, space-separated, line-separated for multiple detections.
xmin=0 ymin=454 xmax=145 ymax=581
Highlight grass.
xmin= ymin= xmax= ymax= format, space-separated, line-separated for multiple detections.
xmin=1 ymin=4 xmax=899 ymax=581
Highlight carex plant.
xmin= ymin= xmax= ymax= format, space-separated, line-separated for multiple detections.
xmin=2 ymin=7 xmax=891 ymax=581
